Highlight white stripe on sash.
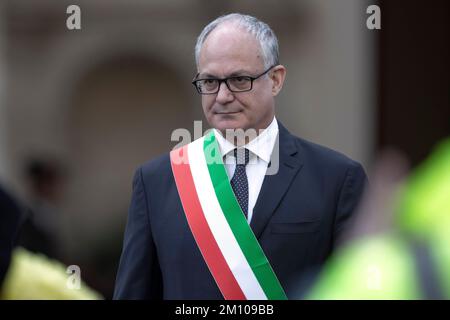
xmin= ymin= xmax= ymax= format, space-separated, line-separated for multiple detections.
xmin=188 ymin=138 xmax=267 ymax=300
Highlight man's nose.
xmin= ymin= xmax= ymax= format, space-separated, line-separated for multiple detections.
xmin=215 ymin=81 xmax=234 ymax=103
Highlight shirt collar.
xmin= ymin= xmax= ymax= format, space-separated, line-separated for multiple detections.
xmin=213 ymin=116 xmax=279 ymax=164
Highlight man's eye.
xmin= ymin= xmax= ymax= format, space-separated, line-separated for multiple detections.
xmin=203 ymin=79 xmax=216 ymax=85
xmin=234 ymin=76 xmax=248 ymax=82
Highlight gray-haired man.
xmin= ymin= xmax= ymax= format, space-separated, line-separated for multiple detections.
xmin=114 ymin=13 xmax=367 ymax=300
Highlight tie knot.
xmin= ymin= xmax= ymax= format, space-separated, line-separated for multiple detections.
xmin=234 ymin=148 xmax=250 ymax=166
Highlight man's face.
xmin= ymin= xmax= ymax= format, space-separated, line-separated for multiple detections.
xmin=197 ymin=24 xmax=278 ymax=134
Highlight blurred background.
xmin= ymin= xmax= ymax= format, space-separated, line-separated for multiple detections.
xmin=0 ymin=0 xmax=448 ymax=299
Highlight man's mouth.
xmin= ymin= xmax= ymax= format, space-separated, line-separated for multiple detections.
xmin=214 ymin=110 xmax=242 ymax=115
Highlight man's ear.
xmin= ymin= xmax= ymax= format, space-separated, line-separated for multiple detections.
xmin=270 ymin=65 xmax=287 ymax=96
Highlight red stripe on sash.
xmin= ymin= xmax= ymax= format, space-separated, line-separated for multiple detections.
xmin=170 ymin=145 xmax=246 ymax=300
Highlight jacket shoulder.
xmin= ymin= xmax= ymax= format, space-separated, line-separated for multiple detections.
xmin=139 ymin=153 xmax=172 ymax=179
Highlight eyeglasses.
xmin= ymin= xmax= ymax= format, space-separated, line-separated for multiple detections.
xmin=192 ymin=65 xmax=276 ymax=95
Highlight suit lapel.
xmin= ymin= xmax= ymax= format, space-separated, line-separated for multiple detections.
xmin=250 ymin=121 xmax=303 ymax=239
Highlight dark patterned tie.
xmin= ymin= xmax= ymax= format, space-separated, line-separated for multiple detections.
xmin=230 ymin=148 xmax=250 ymax=219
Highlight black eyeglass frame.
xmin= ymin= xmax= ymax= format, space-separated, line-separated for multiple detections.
xmin=192 ymin=65 xmax=277 ymax=95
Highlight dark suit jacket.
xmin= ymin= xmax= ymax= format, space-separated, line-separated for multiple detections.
xmin=114 ymin=121 xmax=368 ymax=299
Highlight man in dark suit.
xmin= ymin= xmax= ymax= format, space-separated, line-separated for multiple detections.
xmin=114 ymin=13 xmax=368 ymax=299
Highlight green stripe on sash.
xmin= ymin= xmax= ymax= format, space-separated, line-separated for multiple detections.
xmin=203 ymin=131 xmax=287 ymax=300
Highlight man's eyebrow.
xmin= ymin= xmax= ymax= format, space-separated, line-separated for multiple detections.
xmin=197 ymin=69 xmax=253 ymax=79
xmin=228 ymin=69 xmax=253 ymax=77
xmin=197 ymin=73 xmax=215 ymax=79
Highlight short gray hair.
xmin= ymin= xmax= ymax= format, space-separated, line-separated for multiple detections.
xmin=194 ymin=13 xmax=279 ymax=70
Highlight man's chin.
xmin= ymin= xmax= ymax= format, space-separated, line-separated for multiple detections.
xmin=212 ymin=119 xmax=246 ymax=133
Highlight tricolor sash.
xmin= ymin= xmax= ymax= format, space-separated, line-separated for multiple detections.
xmin=170 ymin=131 xmax=287 ymax=300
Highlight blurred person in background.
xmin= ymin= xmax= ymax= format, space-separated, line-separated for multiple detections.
xmin=306 ymin=137 xmax=450 ymax=299
xmin=0 ymin=185 xmax=23 ymax=286
xmin=17 ymin=159 xmax=65 ymax=260
xmin=0 ymin=184 xmax=101 ymax=299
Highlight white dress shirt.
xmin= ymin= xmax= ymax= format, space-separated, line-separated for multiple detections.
xmin=213 ymin=116 xmax=279 ymax=223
